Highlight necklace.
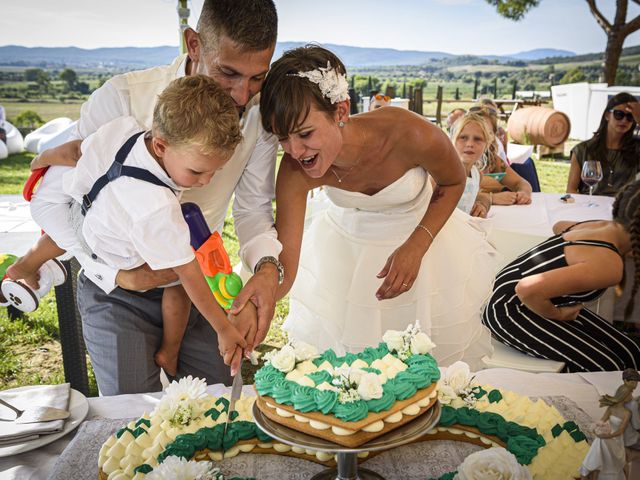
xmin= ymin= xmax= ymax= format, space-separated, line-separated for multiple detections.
xmin=331 ymin=124 xmax=367 ymax=184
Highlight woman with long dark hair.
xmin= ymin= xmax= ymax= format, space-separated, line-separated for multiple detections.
xmin=567 ymin=92 xmax=640 ymax=196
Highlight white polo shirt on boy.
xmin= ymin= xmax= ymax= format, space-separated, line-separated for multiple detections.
xmin=63 ymin=116 xmax=194 ymax=272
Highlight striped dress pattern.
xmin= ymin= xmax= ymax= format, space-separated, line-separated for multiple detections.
xmin=482 ymin=233 xmax=640 ymax=372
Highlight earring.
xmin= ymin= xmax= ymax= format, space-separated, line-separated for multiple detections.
xmin=338 ymin=121 xmax=345 ymax=128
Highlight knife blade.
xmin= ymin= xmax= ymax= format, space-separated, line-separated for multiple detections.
xmin=222 ymin=357 xmax=243 ymax=456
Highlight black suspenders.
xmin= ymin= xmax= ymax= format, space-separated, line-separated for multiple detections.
xmin=81 ymin=131 xmax=172 ymax=215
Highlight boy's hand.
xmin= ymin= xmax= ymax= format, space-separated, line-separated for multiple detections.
xmin=218 ymin=323 xmax=246 ymax=369
xmin=229 ymin=302 xmax=258 ymax=353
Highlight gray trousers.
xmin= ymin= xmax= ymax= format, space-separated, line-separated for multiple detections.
xmin=77 ymin=272 xmax=233 ymax=396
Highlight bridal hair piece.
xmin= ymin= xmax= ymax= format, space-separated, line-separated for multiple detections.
xmin=290 ymin=61 xmax=349 ymax=104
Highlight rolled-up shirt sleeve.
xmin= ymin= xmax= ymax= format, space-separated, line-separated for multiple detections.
xmin=232 ymin=125 xmax=282 ymax=272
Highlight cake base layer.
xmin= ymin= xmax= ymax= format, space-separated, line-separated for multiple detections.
xmin=255 ymin=387 xmax=438 ymax=448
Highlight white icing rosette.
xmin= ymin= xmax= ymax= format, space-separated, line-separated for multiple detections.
xmin=146 ymin=455 xmax=224 ymax=480
xmin=454 ymin=448 xmax=532 ymax=480
xmin=269 ymin=345 xmax=296 ymax=373
xmin=357 ymin=372 xmax=383 ymax=401
xmin=153 ymin=376 xmax=208 ymax=426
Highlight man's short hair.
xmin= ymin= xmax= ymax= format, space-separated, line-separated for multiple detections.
xmin=197 ymin=0 xmax=277 ymax=52
xmin=153 ymin=75 xmax=242 ymax=156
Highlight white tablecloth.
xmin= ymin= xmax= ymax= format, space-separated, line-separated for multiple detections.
xmin=0 ymin=195 xmax=40 ymax=257
xmin=0 ymin=370 xmax=628 ymax=480
xmin=487 ymin=191 xmax=614 ymax=267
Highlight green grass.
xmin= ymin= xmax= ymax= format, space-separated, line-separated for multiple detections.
xmin=0 ymin=149 xmax=569 ymax=393
xmin=1 ymin=100 xmax=83 ymax=124
xmin=0 ymin=151 xmax=34 ymax=194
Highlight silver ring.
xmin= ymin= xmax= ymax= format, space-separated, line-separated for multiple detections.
xmin=402 ymin=282 xmax=409 ymax=287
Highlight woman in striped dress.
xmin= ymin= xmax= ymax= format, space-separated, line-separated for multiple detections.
xmin=482 ymin=180 xmax=640 ymax=372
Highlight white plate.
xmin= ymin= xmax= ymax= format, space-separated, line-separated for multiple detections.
xmin=0 ymin=388 xmax=89 ymax=457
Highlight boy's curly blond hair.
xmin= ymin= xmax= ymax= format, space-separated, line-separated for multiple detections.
xmin=152 ymin=75 xmax=242 ymax=156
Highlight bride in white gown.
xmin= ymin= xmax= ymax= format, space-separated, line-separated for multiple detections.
xmin=259 ymin=45 xmax=499 ymax=370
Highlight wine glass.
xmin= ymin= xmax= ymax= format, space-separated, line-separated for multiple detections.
xmin=581 ymin=160 xmax=603 ymax=207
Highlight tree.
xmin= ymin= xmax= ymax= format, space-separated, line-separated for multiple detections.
xmin=486 ymin=0 xmax=640 ymax=85
xmin=24 ymin=68 xmax=44 ymax=82
xmin=559 ymin=67 xmax=587 ymax=84
xmin=60 ymin=68 xmax=78 ymax=91
xmin=15 ymin=110 xmax=44 ymax=130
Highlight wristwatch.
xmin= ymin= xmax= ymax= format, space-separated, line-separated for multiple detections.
xmin=254 ymin=256 xmax=284 ymax=285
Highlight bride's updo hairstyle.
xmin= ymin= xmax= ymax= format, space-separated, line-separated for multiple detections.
xmin=260 ymin=44 xmax=347 ymax=137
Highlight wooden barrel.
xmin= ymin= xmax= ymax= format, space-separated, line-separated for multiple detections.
xmin=507 ymin=107 xmax=570 ymax=147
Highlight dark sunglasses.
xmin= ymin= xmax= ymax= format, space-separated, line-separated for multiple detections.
xmin=609 ymin=109 xmax=634 ymax=122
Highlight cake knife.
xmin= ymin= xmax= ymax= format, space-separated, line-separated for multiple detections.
xmin=222 ymin=357 xmax=243 ymax=455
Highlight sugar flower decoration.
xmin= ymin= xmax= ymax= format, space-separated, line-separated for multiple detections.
xmin=147 ymin=456 xmax=225 ymax=480
xmin=438 ymin=361 xmax=481 ymax=408
xmin=383 ymin=323 xmax=435 ymax=360
xmin=292 ymin=61 xmax=349 ymax=104
xmin=455 ymin=448 xmax=532 ymax=480
xmin=152 ymin=376 xmax=208 ymax=426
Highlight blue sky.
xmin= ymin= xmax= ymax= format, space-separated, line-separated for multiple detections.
xmin=1 ymin=0 xmax=639 ymax=56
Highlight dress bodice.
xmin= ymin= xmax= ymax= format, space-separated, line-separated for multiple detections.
xmin=324 ymin=167 xmax=429 ymax=214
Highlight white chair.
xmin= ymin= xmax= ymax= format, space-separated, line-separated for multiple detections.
xmin=482 ymin=338 xmax=565 ymax=373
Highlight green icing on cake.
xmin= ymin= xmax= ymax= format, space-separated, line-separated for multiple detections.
xmin=254 ymin=344 xmax=438 ymax=421
xmin=291 ymin=385 xmax=316 ymax=413
xmin=306 ymin=370 xmax=333 ymax=386
xmin=487 ymin=389 xmax=503 ymax=403
xmin=314 ymin=389 xmax=338 ymax=414
xmin=133 ymin=463 xmax=153 ymax=474
xmin=366 ymin=389 xmax=395 ymax=413
xmin=333 ymin=400 xmax=369 ymax=422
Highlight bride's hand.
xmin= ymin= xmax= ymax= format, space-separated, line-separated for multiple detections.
xmin=376 ymin=239 xmax=426 ymax=300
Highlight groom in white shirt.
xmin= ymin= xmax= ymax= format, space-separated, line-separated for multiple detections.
xmin=37 ymin=0 xmax=282 ymax=395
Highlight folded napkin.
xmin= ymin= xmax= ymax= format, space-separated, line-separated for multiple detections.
xmin=0 ymin=383 xmax=71 ymax=446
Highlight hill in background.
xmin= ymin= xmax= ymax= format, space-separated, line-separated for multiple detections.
xmin=0 ymin=43 xmax=575 ymax=69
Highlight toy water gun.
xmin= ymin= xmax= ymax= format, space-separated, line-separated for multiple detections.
xmin=181 ymin=202 xmax=243 ymax=310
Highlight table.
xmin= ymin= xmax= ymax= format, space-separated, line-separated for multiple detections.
xmin=0 ymin=369 xmax=630 ymax=480
xmin=0 ymin=195 xmax=41 ymax=257
xmin=487 ymin=191 xmax=614 ymax=267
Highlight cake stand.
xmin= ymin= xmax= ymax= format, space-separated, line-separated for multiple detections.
xmin=252 ymin=400 xmax=441 ymax=480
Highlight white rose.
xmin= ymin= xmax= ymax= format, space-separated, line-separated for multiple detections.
xmin=444 ymin=361 xmax=473 ymax=394
xmin=455 ymin=448 xmax=532 ymax=480
xmin=383 ymin=330 xmax=405 ymax=352
xmin=292 ymin=341 xmax=318 ymax=362
xmin=334 ymin=367 xmax=365 ymax=385
xmin=357 ymin=373 xmax=384 ymax=401
xmin=410 ymin=332 xmax=436 ymax=355
xmin=437 ymin=383 xmax=458 ymax=406
xmin=270 ymin=345 xmax=296 ymax=373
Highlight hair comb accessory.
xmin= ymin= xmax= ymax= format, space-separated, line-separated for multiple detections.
xmin=290 ymin=61 xmax=349 ymax=104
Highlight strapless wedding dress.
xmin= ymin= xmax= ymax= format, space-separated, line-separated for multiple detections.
xmin=284 ymin=167 xmax=499 ymax=370
xmin=580 ymin=415 xmax=626 ymax=479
